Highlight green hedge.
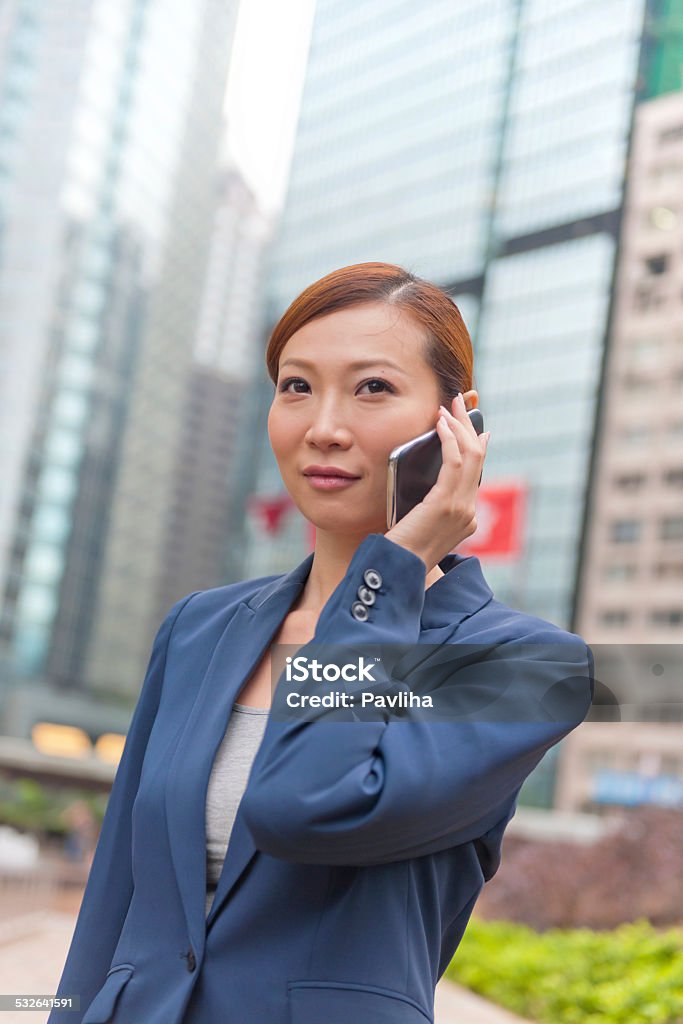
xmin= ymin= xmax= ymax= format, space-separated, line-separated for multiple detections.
xmin=0 ymin=775 xmax=107 ymax=836
xmin=445 ymin=917 xmax=683 ymax=1024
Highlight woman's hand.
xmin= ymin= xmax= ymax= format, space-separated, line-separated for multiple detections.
xmin=384 ymin=392 xmax=490 ymax=574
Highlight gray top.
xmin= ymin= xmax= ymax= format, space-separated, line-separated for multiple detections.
xmin=205 ymin=702 xmax=269 ymax=917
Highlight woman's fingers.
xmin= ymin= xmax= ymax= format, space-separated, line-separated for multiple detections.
xmin=438 ymin=404 xmax=486 ymax=459
xmin=435 ymin=413 xmax=463 ymax=462
xmin=434 ymin=418 xmax=478 ymax=500
xmin=450 ymin=394 xmax=481 ymax=439
xmin=436 ymin=405 xmax=486 ymax=493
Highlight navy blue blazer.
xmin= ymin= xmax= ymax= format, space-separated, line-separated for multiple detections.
xmin=49 ymin=532 xmax=594 ymax=1024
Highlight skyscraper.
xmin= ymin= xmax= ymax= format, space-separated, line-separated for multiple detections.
xmin=0 ymin=1 xmax=238 ymax=733
xmin=157 ymin=163 xmax=272 ymax=613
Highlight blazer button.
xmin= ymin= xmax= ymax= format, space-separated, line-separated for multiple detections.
xmin=357 ymin=584 xmax=376 ymax=606
xmin=351 ymin=601 xmax=370 ymax=621
xmin=186 ymin=947 xmax=196 ymax=972
xmin=363 ymin=568 xmax=382 ymax=590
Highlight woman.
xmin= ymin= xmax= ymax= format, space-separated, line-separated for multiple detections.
xmin=49 ymin=262 xmax=594 ymax=1024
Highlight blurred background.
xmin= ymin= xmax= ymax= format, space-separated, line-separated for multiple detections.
xmin=0 ymin=1 xmax=682 ymax=1021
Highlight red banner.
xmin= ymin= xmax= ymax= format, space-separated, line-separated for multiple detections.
xmin=247 ymin=493 xmax=294 ymax=535
xmin=456 ymin=480 xmax=528 ymax=559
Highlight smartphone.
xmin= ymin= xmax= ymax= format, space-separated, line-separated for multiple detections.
xmin=386 ymin=407 xmax=485 ymax=529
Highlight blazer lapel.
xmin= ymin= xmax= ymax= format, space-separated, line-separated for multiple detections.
xmin=165 ymin=554 xmax=315 ymax=950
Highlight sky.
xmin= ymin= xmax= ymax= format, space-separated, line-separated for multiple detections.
xmin=223 ymin=0 xmax=317 ymax=215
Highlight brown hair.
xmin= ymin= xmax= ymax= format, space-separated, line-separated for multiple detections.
xmin=265 ymin=262 xmax=474 ymax=408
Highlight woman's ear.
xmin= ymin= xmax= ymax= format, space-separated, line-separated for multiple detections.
xmin=462 ymin=389 xmax=479 ymax=412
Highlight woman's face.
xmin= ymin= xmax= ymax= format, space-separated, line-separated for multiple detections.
xmin=268 ymin=301 xmax=469 ymax=537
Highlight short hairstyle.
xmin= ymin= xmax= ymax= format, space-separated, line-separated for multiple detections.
xmin=265 ymin=262 xmax=474 ymax=408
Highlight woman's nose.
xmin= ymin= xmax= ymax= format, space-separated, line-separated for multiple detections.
xmin=304 ymin=406 xmax=352 ymax=445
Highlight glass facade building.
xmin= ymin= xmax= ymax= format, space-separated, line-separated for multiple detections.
xmin=0 ymin=0 xmax=238 ymax=725
xmin=244 ymin=0 xmax=651 ymax=631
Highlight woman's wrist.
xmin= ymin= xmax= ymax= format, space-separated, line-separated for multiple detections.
xmin=383 ymin=528 xmax=436 ymax=575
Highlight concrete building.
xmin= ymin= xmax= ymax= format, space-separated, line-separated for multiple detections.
xmin=557 ymin=89 xmax=683 ymax=814
xmin=576 ymin=91 xmax=683 ymax=645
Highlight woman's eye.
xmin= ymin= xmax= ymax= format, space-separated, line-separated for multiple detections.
xmin=359 ymin=378 xmax=394 ymax=394
xmin=277 ymin=377 xmax=394 ymax=395
xmin=278 ymin=377 xmax=309 ymax=393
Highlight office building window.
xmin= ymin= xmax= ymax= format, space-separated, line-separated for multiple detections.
xmin=619 ymin=423 xmax=652 ymax=445
xmin=650 ymin=608 xmax=683 ymax=627
xmin=643 ymin=253 xmax=670 ymax=275
xmin=628 ymin=337 xmax=661 ymax=363
xmin=599 ymin=609 xmax=631 ymax=626
xmin=660 ymin=516 xmax=683 ymax=541
xmin=603 ymin=563 xmax=637 ymax=580
xmin=653 ymin=561 xmax=683 ymax=578
xmin=621 ymin=373 xmax=657 ymax=392
xmin=613 ymin=472 xmax=645 ymax=491
xmin=610 ymin=518 xmax=641 ymax=542
xmin=663 ymin=466 xmax=683 ymax=487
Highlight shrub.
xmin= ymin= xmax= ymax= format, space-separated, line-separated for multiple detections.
xmin=446 ymin=917 xmax=683 ymax=1024
xmin=0 ymin=773 xmax=106 ymax=838
xmin=476 ymin=806 xmax=683 ymax=930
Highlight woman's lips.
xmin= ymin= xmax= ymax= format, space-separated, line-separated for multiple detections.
xmin=304 ymin=474 xmax=360 ymax=490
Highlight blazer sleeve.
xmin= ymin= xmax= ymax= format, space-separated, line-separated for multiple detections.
xmin=47 ymin=591 xmax=200 ymax=1024
xmin=241 ymin=533 xmax=594 ymax=867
